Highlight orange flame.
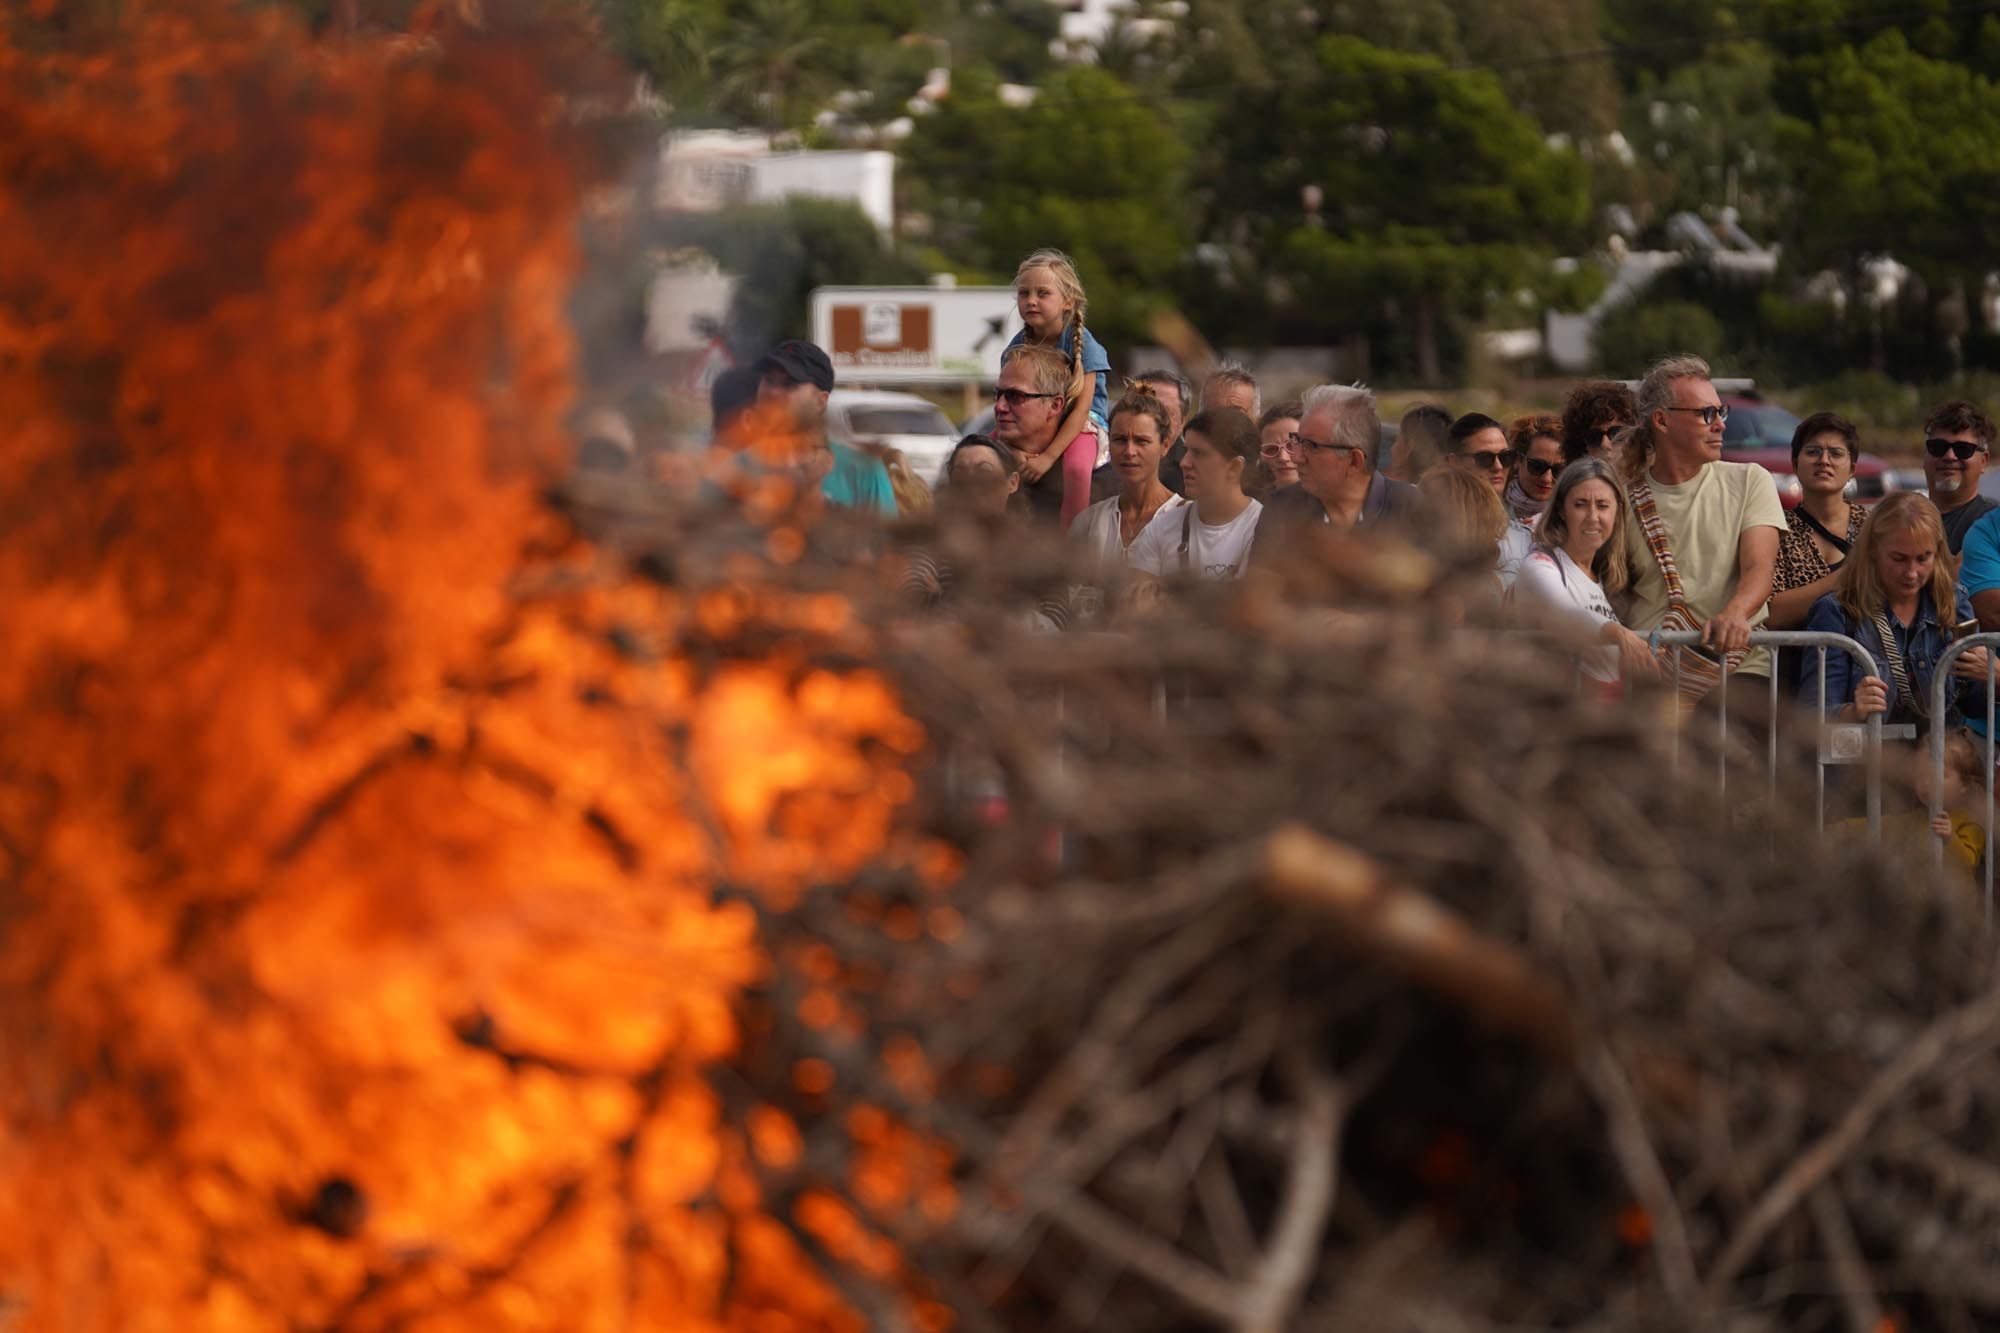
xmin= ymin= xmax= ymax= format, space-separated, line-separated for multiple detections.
xmin=0 ymin=2 xmax=924 ymax=1327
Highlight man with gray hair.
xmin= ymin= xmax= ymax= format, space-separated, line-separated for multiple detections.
xmin=1253 ymin=382 xmax=1418 ymax=559
xmin=1200 ymin=360 xmax=1260 ymax=417
xmin=1620 ymin=353 xmax=1784 ymax=675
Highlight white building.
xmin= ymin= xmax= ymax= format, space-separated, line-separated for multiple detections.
xmin=654 ymin=131 xmax=896 ymax=234
xmin=1054 ymin=0 xmax=1178 ymax=59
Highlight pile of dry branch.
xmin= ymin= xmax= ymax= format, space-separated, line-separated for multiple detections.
xmin=580 ymin=475 xmax=2000 ymax=1333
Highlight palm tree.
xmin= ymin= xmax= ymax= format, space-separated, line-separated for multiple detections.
xmin=631 ymin=0 xmax=712 ymax=99
xmin=712 ymin=0 xmax=827 ymax=135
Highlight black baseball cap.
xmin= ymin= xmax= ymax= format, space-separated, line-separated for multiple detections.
xmin=756 ymin=339 xmax=834 ymax=392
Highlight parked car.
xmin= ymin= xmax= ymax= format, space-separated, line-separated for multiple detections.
xmin=828 ymin=390 xmax=960 ymax=486
xmin=1882 ymin=466 xmax=1928 ymax=498
xmin=1720 ymin=391 xmax=1889 ymax=508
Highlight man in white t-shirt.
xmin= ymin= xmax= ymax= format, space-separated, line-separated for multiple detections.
xmin=1619 ymin=354 xmax=1785 ymax=677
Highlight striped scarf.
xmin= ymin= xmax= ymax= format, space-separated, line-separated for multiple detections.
xmin=1629 ymin=472 xmax=1743 ymax=710
xmin=1504 ymin=475 xmax=1544 ymax=527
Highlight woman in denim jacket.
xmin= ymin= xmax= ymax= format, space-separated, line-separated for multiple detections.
xmin=1801 ymin=493 xmax=1990 ymax=726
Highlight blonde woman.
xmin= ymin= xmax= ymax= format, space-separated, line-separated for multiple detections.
xmin=1417 ymin=464 xmax=1508 ymax=553
xmin=1802 ymin=492 xmax=1987 ymax=727
xmin=1513 ymin=456 xmax=1659 ymax=693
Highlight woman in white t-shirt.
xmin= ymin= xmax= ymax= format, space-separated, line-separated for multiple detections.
xmin=1126 ymin=407 xmax=1264 ymax=584
xmin=1512 ymin=456 xmax=1659 ymax=695
xmin=1070 ymin=383 xmax=1188 ymax=571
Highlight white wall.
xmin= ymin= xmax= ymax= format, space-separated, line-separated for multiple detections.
xmin=646 ymin=259 xmax=739 ymax=355
xmin=751 ymin=151 xmax=896 ymax=234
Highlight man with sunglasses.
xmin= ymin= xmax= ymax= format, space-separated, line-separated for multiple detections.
xmin=1919 ymin=400 xmax=1995 ymax=554
xmin=1620 ymin=354 xmax=1784 ymax=676
xmin=1935 ymin=404 xmax=2000 ymax=632
xmin=1251 ymin=383 xmax=1417 ymax=562
xmin=990 ymin=343 xmax=1075 ymax=523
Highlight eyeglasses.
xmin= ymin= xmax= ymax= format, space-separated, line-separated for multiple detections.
xmin=1664 ymin=404 xmax=1730 ymax=426
xmin=1466 ymin=449 xmax=1517 ymax=471
xmin=1289 ymin=432 xmax=1364 ymax=458
xmin=1520 ymin=457 xmax=1563 ymax=479
xmin=1799 ymin=445 xmax=1851 ymax=464
xmin=1587 ymin=424 xmax=1627 ymax=449
xmin=1259 ymin=440 xmax=1296 ymax=458
xmin=1926 ymin=437 xmax=1988 ymax=461
xmin=993 ymin=387 xmax=1061 ymax=409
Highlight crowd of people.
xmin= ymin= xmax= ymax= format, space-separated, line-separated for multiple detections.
xmin=669 ymin=248 xmax=2000 ymax=865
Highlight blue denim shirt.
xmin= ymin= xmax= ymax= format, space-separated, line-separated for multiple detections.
xmin=1800 ymin=587 xmax=1976 ymax=722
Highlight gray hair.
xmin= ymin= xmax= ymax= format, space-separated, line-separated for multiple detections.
xmin=1301 ymin=383 xmax=1381 ymax=469
xmin=1626 ymin=353 xmax=1712 ymax=479
xmin=1634 ymin=353 xmax=1712 ymax=435
xmin=1202 ymin=359 xmax=1260 ymax=415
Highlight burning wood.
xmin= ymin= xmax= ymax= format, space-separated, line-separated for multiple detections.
xmin=3 ymin=3 xmax=1998 ymax=1332
xmin=0 ymin=4 xmax=920 ymax=1329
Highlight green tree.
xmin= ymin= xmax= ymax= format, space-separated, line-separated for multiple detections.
xmin=710 ymin=0 xmax=830 ymax=131
xmin=623 ymin=0 xmax=716 ymax=100
xmin=1168 ymin=0 xmax=1617 ymax=138
xmin=1779 ymin=31 xmax=2000 ymax=287
xmin=1229 ymin=36 xmax=1591 ymax=383
xmin=1591 ymin=299 xmax=1727 ymax=374
xmin=664 ymin=196 xmax=929 ymax=347
xmin=1623 ymin=44 xmax=1795 ymax=237
xmin=900 ymin=63 xmax=1189 ymax=347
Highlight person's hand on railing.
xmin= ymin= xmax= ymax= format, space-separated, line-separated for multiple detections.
xmin=1932 ymin=812 xmax=1956 ymax=839
xmin=1950 ymin=646 xmax=1993 ymax=682
xmin=1842 ymin=675 xmax=1888 ymax=721
xmin=1700 ymin=608 xmax=1755 ymax=655
xmin=1604 ymin=623 xmax=1662 ymax=682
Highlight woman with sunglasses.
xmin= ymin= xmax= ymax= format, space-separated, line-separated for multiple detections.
xmin=1767 ymin=412 xmax=1865 ymax=630
xmin=1498 ymin=414 xmax=1565 ymax=589
xmin=1505 ymin=415 xmax=1565 ymax=524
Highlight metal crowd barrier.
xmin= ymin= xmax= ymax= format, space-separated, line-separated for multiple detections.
xmin=1929 ymin=632 xmax=2000 ymax=921
xmin=1648 ymin=629 xmax=1885 ymax=839
xmin=1019 ymin=626 xmax=1892 ymax=867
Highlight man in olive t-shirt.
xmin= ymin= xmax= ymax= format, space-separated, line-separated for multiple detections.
xmin=1620 ymin=355 xmax=1785 ymax=678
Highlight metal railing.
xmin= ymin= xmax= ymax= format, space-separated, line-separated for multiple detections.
xmin=1649 ymin=629 xmax=1885 ymax=838
xmin=1008 ymin=627 xmax=1895 ymax=869
xmin=1929 ymin=632 xmax=2000 ymax=921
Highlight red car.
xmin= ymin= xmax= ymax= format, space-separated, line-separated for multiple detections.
xmin=1718 ymin=395 xmax=1888 ymax=509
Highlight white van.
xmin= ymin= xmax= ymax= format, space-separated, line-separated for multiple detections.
xmin=826 ymin=390 xmax=960 ymax=487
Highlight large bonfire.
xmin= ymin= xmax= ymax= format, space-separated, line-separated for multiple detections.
xmin=8 ymin=3 xmax=2000 ymax=1333
xmin=0 ymin=2 xmax=927 ymax=1328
